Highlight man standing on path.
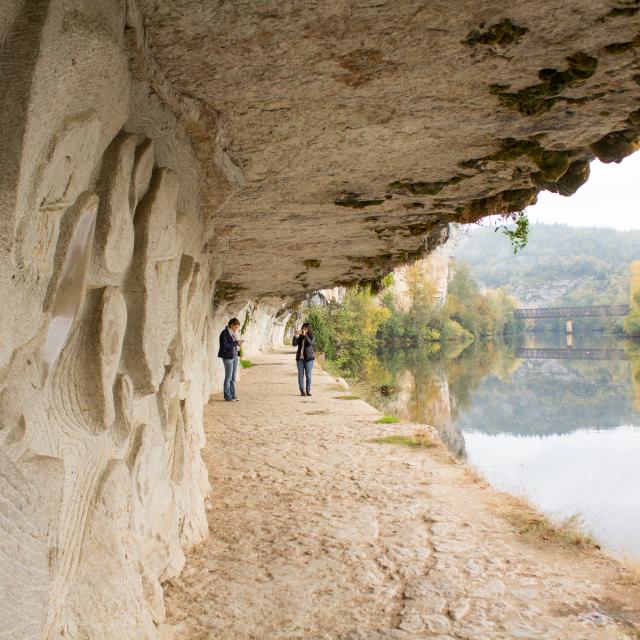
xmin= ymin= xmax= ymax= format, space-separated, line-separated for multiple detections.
xmin=218 ymin=318 xmax=243 ymax=401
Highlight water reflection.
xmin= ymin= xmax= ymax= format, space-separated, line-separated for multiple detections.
xmin=363 ymin=334 xmax=640 ymax=558
xmin=464 ymin=427 xmax=640 ymax=559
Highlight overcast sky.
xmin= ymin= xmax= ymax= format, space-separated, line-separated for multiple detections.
xmin=524 ymin=151 xmax=640 ymax=230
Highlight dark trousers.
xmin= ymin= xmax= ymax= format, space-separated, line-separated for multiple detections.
xmin=297 ymin=359 xmax=314 ymax=394
xmin=223 ymin=357 xmax=238 ymax=400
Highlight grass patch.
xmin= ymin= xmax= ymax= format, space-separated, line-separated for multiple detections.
xmin=240 ymin=359 xmax=253 ymax=369
xmin=502 ymin=499 xmax=598 ymax=549
xmin=325 ymin=383 xmax=348 ymax=391
xmin=616 ymin=558 xmax=640 ymax=587
xmin=559 ymin=515 xmax=598 ymax=546
xmin=373 ymin=431 xmax=435 ymax=448
xmin=334 ymin=394 xmax=360 ymax=400
xmin=375 ymin=415 xmax=400 ymax=424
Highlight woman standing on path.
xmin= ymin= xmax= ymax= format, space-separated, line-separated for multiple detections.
xmin=293 ymin=322 xmax=315 ymax=396
xmin=218 ymin=318 xmax=243 ymax=401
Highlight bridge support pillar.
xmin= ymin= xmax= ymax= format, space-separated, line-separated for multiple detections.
xmin=566 ymin=319 xmax=573 ymax=335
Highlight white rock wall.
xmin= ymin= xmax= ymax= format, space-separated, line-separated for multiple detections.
xmin=0 ymin=2 xmax=286 ymax=638
xmin=392 ymin=226 xmax=458 ymax=312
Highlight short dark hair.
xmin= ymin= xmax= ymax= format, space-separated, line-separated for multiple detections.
xmin=302 ymin=322 xmax=312 ymax=333
xmin=228 ymin=318 xmax=241 ymax=327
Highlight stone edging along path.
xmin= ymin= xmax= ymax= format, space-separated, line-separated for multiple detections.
xmin=160 ymin=350 xmax=640 ymax=640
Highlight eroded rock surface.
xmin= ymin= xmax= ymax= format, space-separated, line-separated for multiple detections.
xmin=1 ymin=0 xmax=640 ymax=637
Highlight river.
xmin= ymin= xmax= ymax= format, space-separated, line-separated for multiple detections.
xmin=361 ymin=333 xmax=640 ymax=560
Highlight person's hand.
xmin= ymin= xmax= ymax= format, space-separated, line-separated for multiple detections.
xmin=238 ymin=339 xmax=244 ymax=345
xmin=294 ymin=330 xmax=301 ymax=337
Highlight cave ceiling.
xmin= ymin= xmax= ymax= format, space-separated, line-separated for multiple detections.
xmin=137 ymin=0 xmax=640 ymax=300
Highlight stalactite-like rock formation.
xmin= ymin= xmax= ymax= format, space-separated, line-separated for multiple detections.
xmin=1 ymin=0 xmax=640 ymax=637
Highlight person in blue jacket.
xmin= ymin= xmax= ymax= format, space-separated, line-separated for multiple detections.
xmin=218 ymin=318 xmax=243 ymax=401
xmin=292 ymin=322 xmax=315 ymax=396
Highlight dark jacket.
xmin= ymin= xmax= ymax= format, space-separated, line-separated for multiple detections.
xmin=293 ymin=333 xmax=316 ymax=361
xmin=218 ymin=327 xmax=239 ymax=359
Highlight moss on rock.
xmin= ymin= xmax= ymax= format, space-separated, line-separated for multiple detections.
xmin=532 ymin=159 xmax=590 ymax=196
xmin=407 ymin=222 xmax=431 ymax=236
xmin=606 ymin=6 xmax=640 ymax=18
xmin=591 ymin=129 xmax=640 ymax=163
xmin=604 ymin=41 xmax=635 ymax=55
xmin=335 ymin=196 xmax=385 ymax=208
xmin=464 ymin=19 xmax=528 ymax=47
xmin=459 ymin=188 xmax=538 ymax=223
xmin=214 ymin=281 xmax=247 ymax=303
xmin=490 ymin=52 xmax=598 ymax=116
xmin=489 ymin=138 xmax=570 ymax=181
xmin=389 ymin=174 xmax=466 ymax=196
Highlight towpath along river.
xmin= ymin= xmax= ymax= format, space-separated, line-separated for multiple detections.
xmin=161 ymin=350 xmax=640 ymax=639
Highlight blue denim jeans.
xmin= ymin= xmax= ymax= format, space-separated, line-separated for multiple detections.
xmin=297 ymin=359 xmax=314 ymax=394
xmin=223 ymin=357 xmax=238 ymax=400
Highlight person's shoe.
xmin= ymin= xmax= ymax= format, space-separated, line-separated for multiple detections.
xmin=306 ymin=392 xmax=312 ymax=397
xmin=300 ymin=391 xmax=306 ymax=396
xmin=232 ymin=398 xmax=239 ymax=402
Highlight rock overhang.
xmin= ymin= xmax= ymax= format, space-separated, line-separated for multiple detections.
xmin=139 ymin=0 xmax=640 ymax=300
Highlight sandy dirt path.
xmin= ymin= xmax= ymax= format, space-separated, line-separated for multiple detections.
xmin=161 ymin=349 xmax=640 ymax=639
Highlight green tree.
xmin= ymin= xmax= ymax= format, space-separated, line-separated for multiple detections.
xmin=308 ymin=287 xmax=389 ymax=377
xmin=624 ymin=260 xmax=640 ymax=337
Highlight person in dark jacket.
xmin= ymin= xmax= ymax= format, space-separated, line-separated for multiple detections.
xmin=218 ymin=318 xmax=243 ymax=401
xmin=292 ymin=322 xmax=315 ymax=396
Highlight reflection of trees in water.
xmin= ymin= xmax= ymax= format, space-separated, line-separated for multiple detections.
xmin=377 ymin=366 xmax=467 ymax=459
xmin=455 ymin=343 xmax=640 ymax=436
xmin=366 ymin=341 xmax=516 ymax=457
xmin=361 ymin=337 xmax=640 ymax=452
xmin=625 ymin=341 xmax=640 ymax=411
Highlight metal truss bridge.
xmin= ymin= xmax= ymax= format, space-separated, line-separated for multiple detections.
xmin=515 ymin=348 xmax=629 ymax=361
xmin=514 ymin=305 xmax=629 ymax=320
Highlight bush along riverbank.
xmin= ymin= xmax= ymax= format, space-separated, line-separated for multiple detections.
xmin=625 ymin=260 xmax=640 ymax=338
xmin=306 ymin=263 xmax=522 ymax=379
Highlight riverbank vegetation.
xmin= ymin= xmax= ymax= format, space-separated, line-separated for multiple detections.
xmin=372 ymin=431 xmax=436 ymax=448
xmin=307 ymin=264 xmax=520 ymax=378
xmin=376 ymin=263 xmax=520 ymax=345
xmin=625 ymin=260 xmax=640 ymax=337
xmin=500 ymin=496 xmax=599 ymax=549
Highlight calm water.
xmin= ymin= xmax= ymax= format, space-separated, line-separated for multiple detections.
xmin=364 ymin=334 xmax=640 ymax=559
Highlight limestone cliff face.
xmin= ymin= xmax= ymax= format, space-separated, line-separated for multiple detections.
xmin=391 ymin=226 xmax=458 ymax=311
xmin=1 ymin=0 xmax=640 ymax=637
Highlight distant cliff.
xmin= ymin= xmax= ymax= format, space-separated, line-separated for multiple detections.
xmin=391 ymin=227 xmax=458 ymax=311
